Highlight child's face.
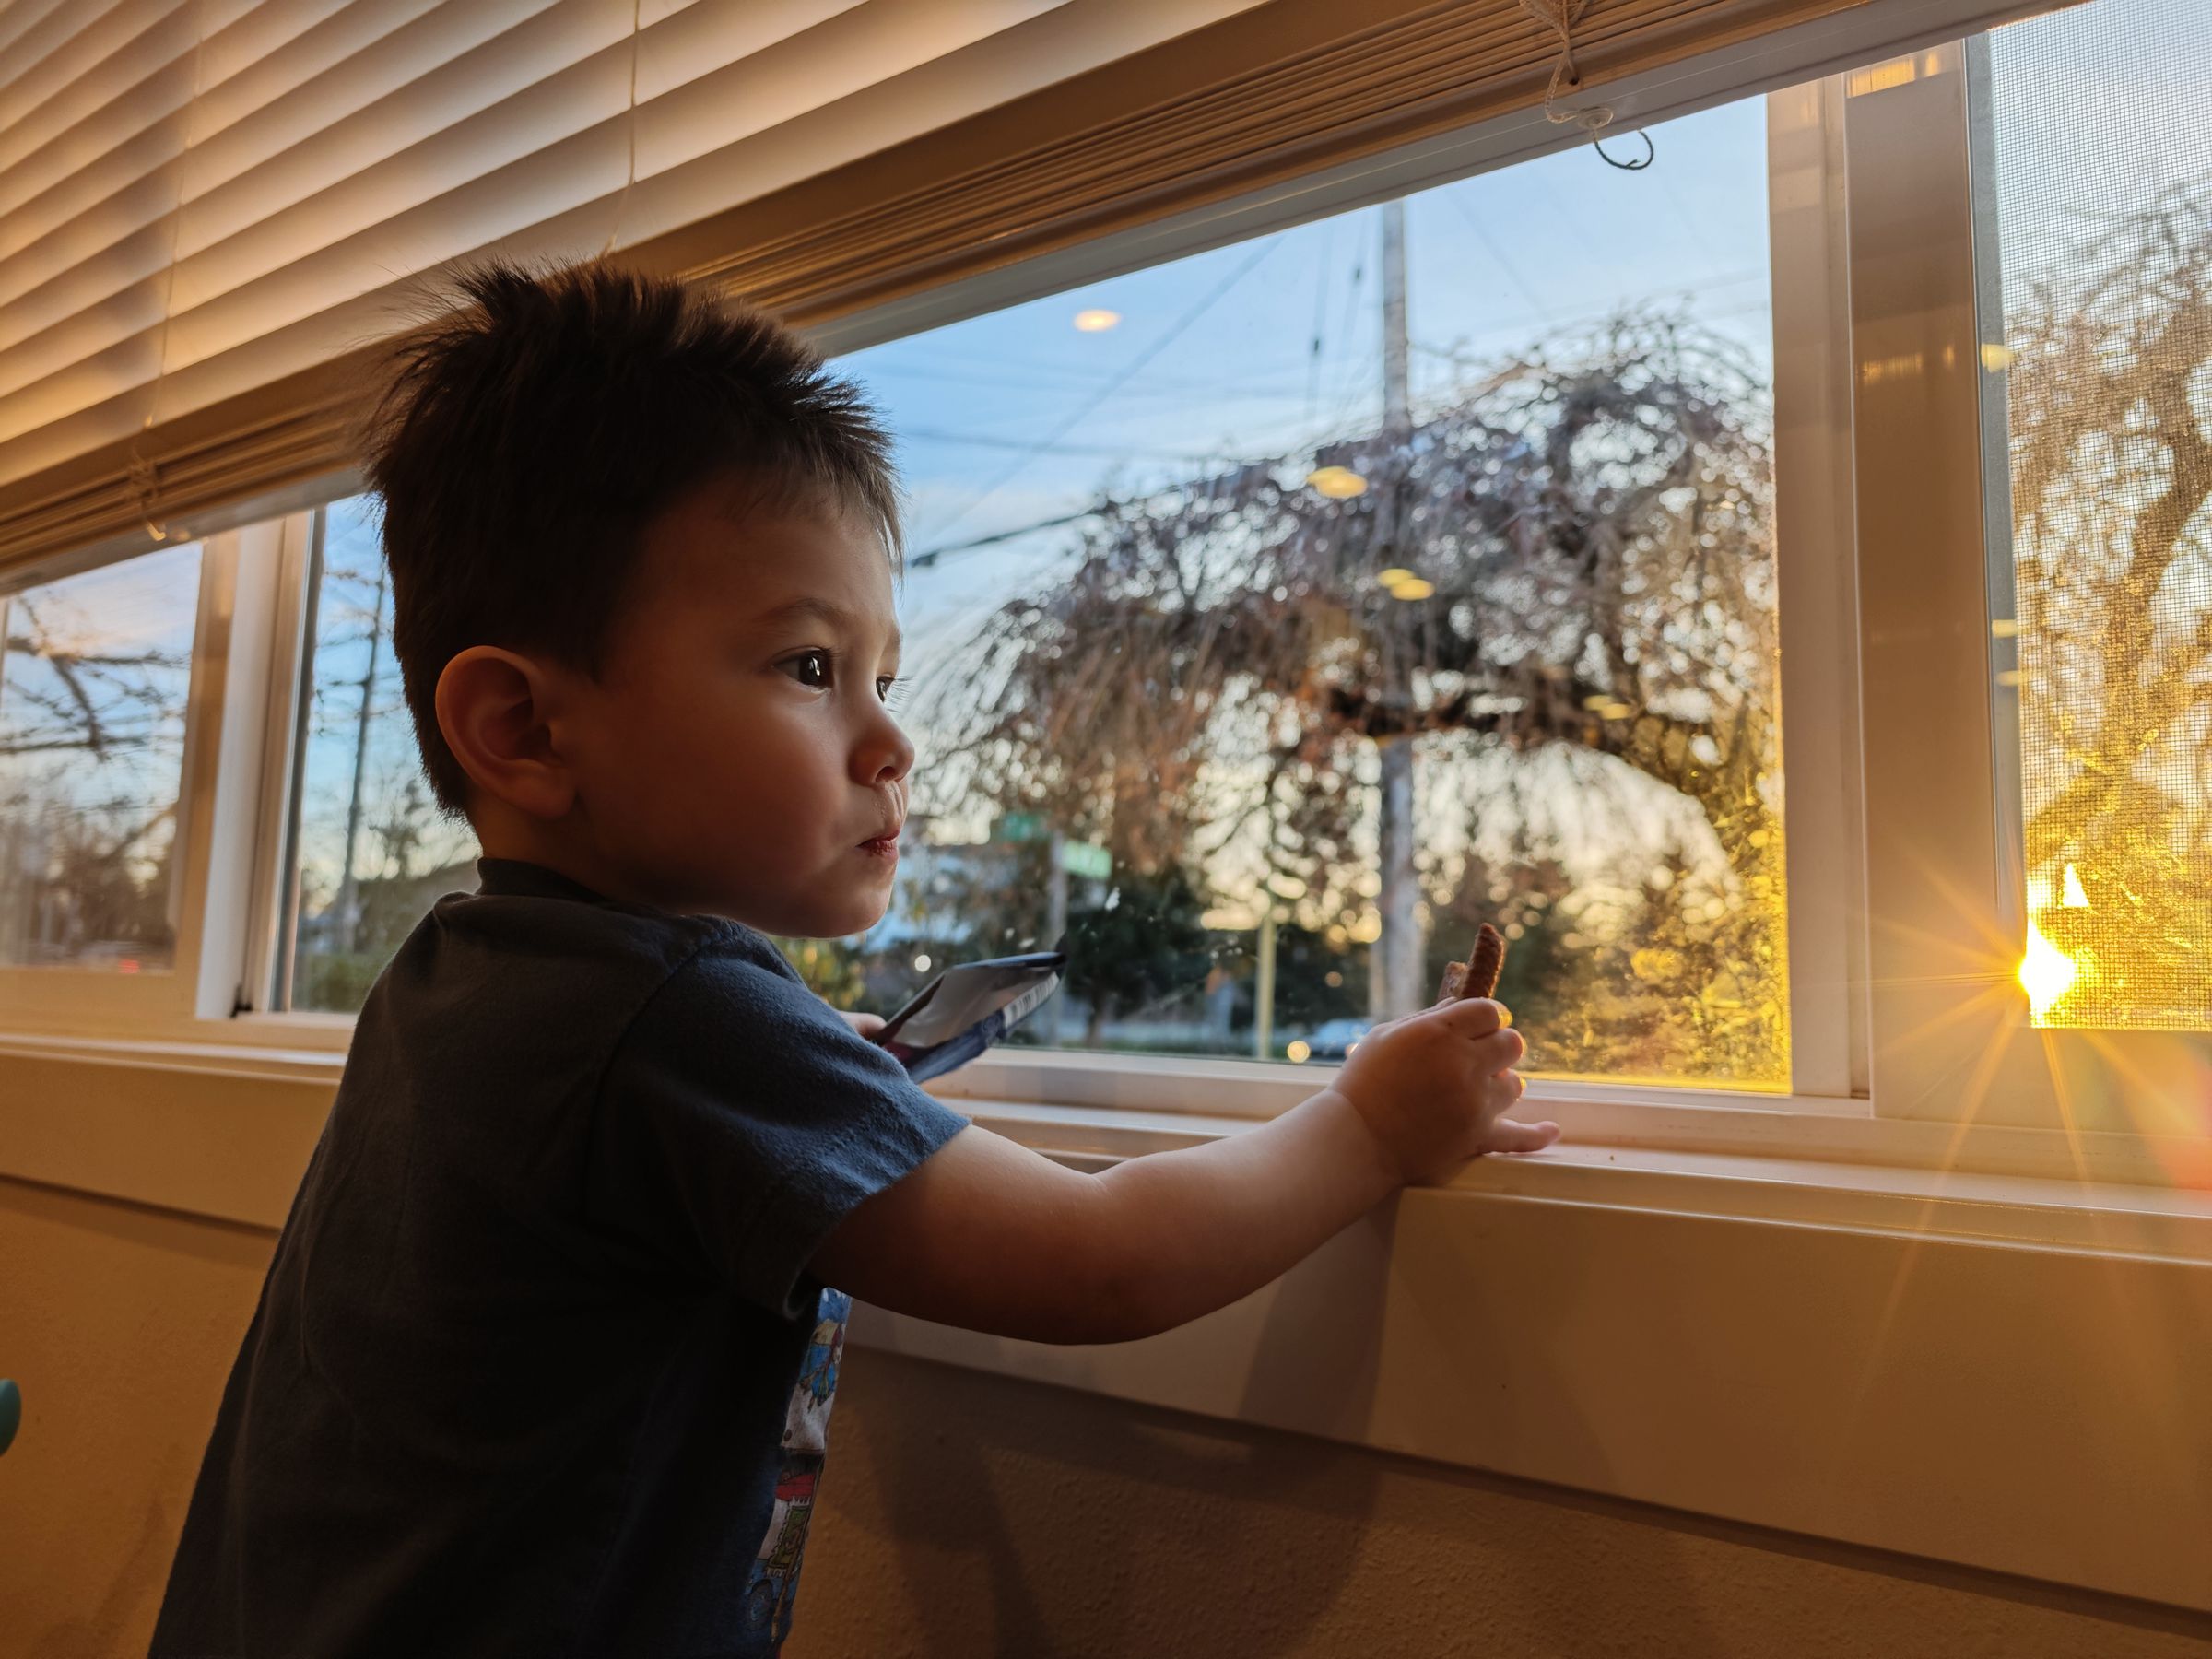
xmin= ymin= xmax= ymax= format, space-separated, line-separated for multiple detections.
xmin=563 ymin=482 xmax=912 ymax=937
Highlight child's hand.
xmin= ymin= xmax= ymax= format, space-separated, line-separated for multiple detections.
xmin=835 ymin=1008 xmax=886 ymax=1039
xmin=1326 ymin=999 xmax=1558 ymax=1185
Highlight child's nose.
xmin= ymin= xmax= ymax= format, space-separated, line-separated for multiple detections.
xmin=855 ymin=712 xmax=914 ymax=788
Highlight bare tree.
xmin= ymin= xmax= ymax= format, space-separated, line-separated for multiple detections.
xmin=0 ymin=582 xmax=196 ymax=966
xmin=933 ymin=312 xmax=1785 ymax=1065
xmin=2006 ymin=184 xmax=2212 ymax=1025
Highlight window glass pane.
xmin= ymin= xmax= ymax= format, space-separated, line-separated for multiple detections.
xmin=288 ymin=496 xmax=477 ymax=1012
xmin=1986 ymin=0 xmax=2212 ymax=1030
xmin=0 ymin=545 xmax=203 ymax=972
xmin=838 ymin=93 xmax=1790 ymax=1087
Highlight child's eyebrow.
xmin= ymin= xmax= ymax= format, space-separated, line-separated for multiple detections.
xmin=756 ymin=596 xmax=901 ymax=653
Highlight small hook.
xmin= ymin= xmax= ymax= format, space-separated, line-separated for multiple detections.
xmin=1594 ymin=128 xmax=1655 ymax=171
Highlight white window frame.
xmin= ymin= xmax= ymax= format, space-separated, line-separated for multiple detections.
xmin=1843 ymin=38 xmax=2212 ymax=1137
xmin=0 ymin=525 xmax=244 ymax=1040
xmin=214 ymin=478 xmax=371 ymax=1054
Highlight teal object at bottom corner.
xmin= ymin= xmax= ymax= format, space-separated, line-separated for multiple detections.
xmin=0 ymin=1379 xmax=18 ymax=1455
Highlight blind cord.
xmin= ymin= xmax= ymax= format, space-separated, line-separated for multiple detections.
xmin=1518 ymin=0 xmax=1655 ymax=171
xmin=599 ymin=0 xmax=641 ymax=258
xmin=132 ymin=0 xmax=211 ymax=543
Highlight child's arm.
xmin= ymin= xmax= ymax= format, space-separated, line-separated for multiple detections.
xmin=808 ymin=997 xmax=1552 ymax=1345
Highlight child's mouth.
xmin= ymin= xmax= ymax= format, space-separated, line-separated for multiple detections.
xmin=857 ymin=830 xmax=900 ymax=861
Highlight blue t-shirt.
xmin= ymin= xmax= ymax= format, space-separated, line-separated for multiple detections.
xmin=151 ymin=859 xmax=967 ymax=1657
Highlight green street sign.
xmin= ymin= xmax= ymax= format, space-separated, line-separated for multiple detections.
xmin=996 ymin=812 xmax=1047 ymax=842
xmin=1059 ymin=840 xmax=1112 ymax=880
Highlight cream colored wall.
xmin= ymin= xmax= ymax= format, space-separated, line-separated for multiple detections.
xmin=0 ymin=1179 xmax=274 ymax=1659
xmin=4 ymin=1174 xmax=2206 ymax=1659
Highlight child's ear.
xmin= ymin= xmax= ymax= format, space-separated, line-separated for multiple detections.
xmin=434 ymin=646 xmax=577 ymax=820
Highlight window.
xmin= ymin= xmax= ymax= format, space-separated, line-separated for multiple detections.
xmin=836 ymin=95 xmax=1790 ymax=1089
xmin=278 ymin=496 xmax=477 ymax=1014
xmin=1983 ymin=0 xmax=2212 ymax=1034
xmin=0 ymin=545 xmax=205 ymax=974
xmin=239 ymin=95 xmax=1802 ymax=1096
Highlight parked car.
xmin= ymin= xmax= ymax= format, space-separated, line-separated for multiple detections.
xmin=1299 ymin=1018 xmax=1373 ymax=1060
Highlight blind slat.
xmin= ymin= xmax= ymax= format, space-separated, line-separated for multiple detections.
xmin=172 ymin=52 xmax=633 ymax=321
xmin=0 ymin=183 xmax=176 ymax=369
xmin=0 ymin=0 xmax=133 ymax=105
xmin=0 ymin=1 xmax=195 ymax=182
xmin=0 ymin=105 xmax=184 ymax=272
xmin=0 ymin=273 xmax=169 ymax=408
xmin=193 ymin=0 xmax=356 ymax=100
xmin=171 ymin=122 xmax=630 ymax=371
xmin=0 ymin=29 xmax=195 ymax=229
xmin=636 ymin=0 xmax=1070 ymax=179
xmin=178 ymin=0 xmax=621 ymax=265
xmin=181 ymin=0 xmax=548 ymax=207
xmin=635 ymin=0 xmax=873 ymax=106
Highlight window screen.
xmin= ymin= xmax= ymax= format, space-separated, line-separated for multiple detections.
xmin=1985 ymin=0 xmax=2212 ymax=1030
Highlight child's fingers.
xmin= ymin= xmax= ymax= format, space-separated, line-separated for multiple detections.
xmin=1431 ymin=996 xmax=1512 ymax=1036
xmin=1470 ymin=1026 xmax=1526 ymax=1076
xmin=1483 ymin=1117 xmax=1560 ymax=1154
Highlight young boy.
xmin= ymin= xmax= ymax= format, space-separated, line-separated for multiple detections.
xmin=150 ymin=262 xmax=1555 ymax=1657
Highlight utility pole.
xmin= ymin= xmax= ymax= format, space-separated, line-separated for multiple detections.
xmin=333 ymin=564 xmax=387 ymax=957
xmin=1041 ymin=828 xmax=1067 ymax=1043
xmin=1253 ymin=899 xmax=1278 ymax=1060
xmin=1382 ymin=199 xmax=1411 ymax=433
xmin=1371 ymin=199 xmax=1424 ymax=1019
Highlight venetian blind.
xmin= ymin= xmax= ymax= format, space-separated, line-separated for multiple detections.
xmin=0 ymin=0 xmax=2061 ymax=569
xmin=0 ymin=1 xmax=1281 ymax=488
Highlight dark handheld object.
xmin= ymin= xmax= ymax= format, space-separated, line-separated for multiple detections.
xmin=874 ymin=950 xmax=1067 ymax=1082
xmin=0 ymin=1379 xmax=18 ymax=1456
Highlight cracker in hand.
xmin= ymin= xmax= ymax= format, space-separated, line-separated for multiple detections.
xmin=1434 ymin=922 xmax=1508 ymax=1003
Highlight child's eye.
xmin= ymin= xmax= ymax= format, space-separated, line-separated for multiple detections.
xmin=877 ymin=676 xmax=903 ymax=708
xmin=780 ymin=650 xmax=832 ymax=689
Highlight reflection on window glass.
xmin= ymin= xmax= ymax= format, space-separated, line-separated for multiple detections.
xmin=0 ymin=545 xmax=202 ymax=972
xmin=1988 ymin=0 xmax=2212 ymax=1030
xmin=288 ymin=496 xmax=476 ymax=1012
xmin=832 ymin=93 xmax=1790 ymax=1087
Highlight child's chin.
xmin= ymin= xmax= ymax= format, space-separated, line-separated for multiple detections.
xmin=809 ymin=895 xmax=889 ymax=939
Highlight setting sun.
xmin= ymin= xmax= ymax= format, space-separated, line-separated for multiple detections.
xmin=2018 ymin=919 xmax=2078 ymax=1021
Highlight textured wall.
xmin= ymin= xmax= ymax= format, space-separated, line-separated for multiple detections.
xmin=3 ymin=1174 xmax=2206 ymax=1659
xmin=787 ymin=1351 xmax=2212 ymax=1659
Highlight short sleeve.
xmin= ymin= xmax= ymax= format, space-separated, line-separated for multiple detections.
xmin=594 ymin=935 xmax=969 ymax=1318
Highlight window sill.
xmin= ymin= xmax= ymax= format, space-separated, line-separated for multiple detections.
xmin=2 ymin=1029 xmax=2206 ymax=1223
xmin=3 ymin=1034 xmax=2206 ymax=1613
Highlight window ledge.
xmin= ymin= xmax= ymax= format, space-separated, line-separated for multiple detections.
xmin=2 ymin=1030 xmax=2206 ymax=1227
xmin=963 ymin=1096 xmax=2212 ymax=1263
xmin=3 ymin=1033 xmax=2207 ymax=1612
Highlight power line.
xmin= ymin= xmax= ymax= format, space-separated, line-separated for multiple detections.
xmin=898 ymin=425 xmax=1241 ymax=464
xmin=909 ymin=234 xmax=1288 ymax=548
xmin=1305 ymin=218 xmax=1336 ymax=424
xmin=909 ymin=508 xmax=1101 ymax=569
xmin=1446 ymin=192 xmax=1558 ymax=324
